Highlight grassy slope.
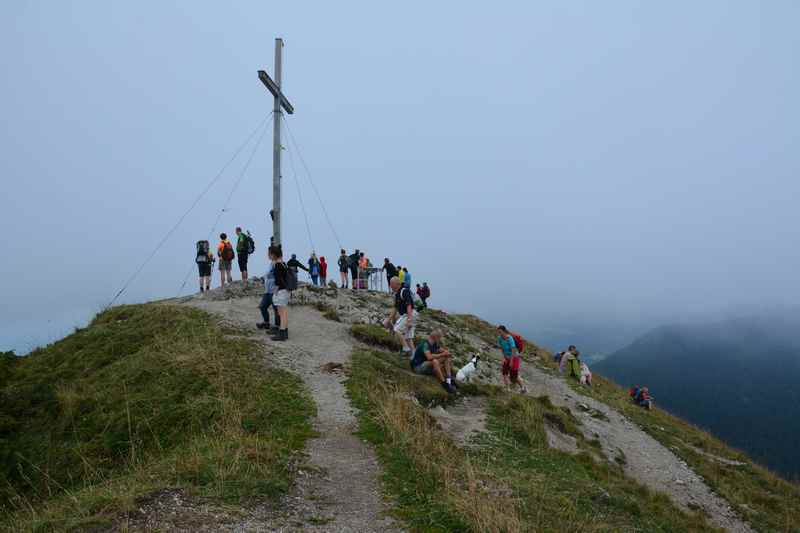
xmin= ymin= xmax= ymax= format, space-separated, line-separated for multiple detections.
xmin=347 ymin=324 xmax=716 ymax=533
xmin=0 ymin=304 xmax=315 ymax=532
xmin=430 ymin=309 xmax=800 ymax=532
xmin=561 ymin=371 xmax=800 ymax=533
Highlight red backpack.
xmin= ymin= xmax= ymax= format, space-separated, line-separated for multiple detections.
xmin=511 ymin=332 xmax=525 ymax=354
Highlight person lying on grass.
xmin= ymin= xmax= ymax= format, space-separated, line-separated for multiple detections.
xmin=410 ymin=330 xmax=457 ymax=394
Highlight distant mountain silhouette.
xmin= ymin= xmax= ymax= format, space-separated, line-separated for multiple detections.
xmin=594 ymin=309 xmax=800 ymax=480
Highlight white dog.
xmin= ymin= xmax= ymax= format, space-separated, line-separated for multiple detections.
xmin=456 ymin=354 xmax=481 ymax=383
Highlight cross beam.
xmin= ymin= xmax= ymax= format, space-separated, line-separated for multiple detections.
xmin=258 ymin=38 xmax=295 ymax=247
xmin=258 ymin=70 xmax=294 ymax=115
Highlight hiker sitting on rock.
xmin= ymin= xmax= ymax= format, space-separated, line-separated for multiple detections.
xmin=559 ymin=345 xmax=577 ymax=373
xmin=410 ymin=330 xmax=456 ymax=394
xmin=383 ymin=276 xmax=416 ymax=355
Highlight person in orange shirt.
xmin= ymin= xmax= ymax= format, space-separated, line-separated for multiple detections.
xmin=217 ymin=233 xmax=235 ymax=287
xmin=358 ymin=252 xmax=368 ymax=290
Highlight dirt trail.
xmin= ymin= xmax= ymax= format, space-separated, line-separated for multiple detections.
xmin=186 ymin=292 xmax=403 ymax=533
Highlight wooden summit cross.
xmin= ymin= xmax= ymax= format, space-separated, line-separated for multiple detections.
xmin=258 ymin=38 xmax=294 ymax=247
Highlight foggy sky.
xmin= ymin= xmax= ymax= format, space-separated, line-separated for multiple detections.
xmin=2 ymin=1 xmax=799 ymax=354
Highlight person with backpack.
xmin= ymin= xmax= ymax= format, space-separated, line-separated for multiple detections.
xmin=257 ymin=249 xmax=280 ymax=333
xmin=235 ymin=227 xmax=252 ymax=283
xmin=269 ymin=245 xmax=293 ymax=341
xmin=383 ymin=276 xmax=416 ymax=355
xmin=497 ymin=325 xmax=528 ymax=393
xmin=217 ymin=233 xmax=235 ymax=287
xmin=307 ymin=253 xmax=321 ymax=286
xmin=382 ymin=258 xmax=397 ymax=292
xmin=348 ymin=249 xmax=360 ymax=289
xmin=319 ymin=256 xmax=328 ymax=287
xmin=338 ymin=249 xmax=349 ymax=288
xmin=195 ymin=240 xmax=214 ymax=293
xmin=416 ymin=283 xmax=431 ymax=308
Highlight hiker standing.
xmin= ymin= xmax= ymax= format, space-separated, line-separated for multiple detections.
xmin=338 ymin=249 xmax=349 ymax=288
xmin=319 ymin=256 xmax=328 ymax=287
xmin=270 ymin=245 xmax=291 ymax=341
xmin=257 ymin=250 xmax=280 ymax=333
xmin=411 ymin=330 xmax=456 ymax=394
xmin=383 ymin=277 xmax=416 ymax=355
xmin=348 ymin=249 xmax=360 ymax=289
xmin=217 ymin=233 xmax=235 ymax=287
xmin=382 ymin=258 xmax=397 ymax=292
xmin=308 ymin=253 xmax=321 ymax=286
xmin=422 ymin=282 xmax=431 ymax=306
xmin=195 ymin=240 xmax=214 ymax=293
xmin=235 ymin=227 xmax=250 ymax=282
xmin=497 ymin=325 xmax=527 ymax=393
xmin=401 ymin=267 xmax=412 ymax=289
xmin=358 ymin=252 xmax=368 ymax=290
xmin=416 ymin=284 xmax=426 ymax=308
xmin=287 ymin=254 xmax=309 ymax=281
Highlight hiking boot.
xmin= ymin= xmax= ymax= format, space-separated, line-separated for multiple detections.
xmin=270 ymin=325 xmax=280 ymax=334
xmin=441 ymin=381 xmax=457 ymax=395
xmin=271 ymin=329 xmax=288 ymax=342
xmin=256 ymin=322 xmax=268 ymax=330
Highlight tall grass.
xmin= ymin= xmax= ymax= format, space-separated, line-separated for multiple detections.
xmin=347 ymin=344 xmax=716 ymax=532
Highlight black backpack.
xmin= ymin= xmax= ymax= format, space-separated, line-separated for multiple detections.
xmin=246 ymin=234 xmax=255 ymax=255
xmin=196 ymin=240 xmax=210 ymax=263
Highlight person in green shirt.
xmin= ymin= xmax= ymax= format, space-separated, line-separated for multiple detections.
xmin=235 ymin=227 xmax=250 ymax=283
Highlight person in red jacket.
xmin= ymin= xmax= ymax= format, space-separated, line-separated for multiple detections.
xmin=319 ymin=256 xmax=328 ymax=287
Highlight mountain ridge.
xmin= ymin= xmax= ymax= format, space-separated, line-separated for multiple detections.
xmin=1 ymin=283 xmax=798 ymax=531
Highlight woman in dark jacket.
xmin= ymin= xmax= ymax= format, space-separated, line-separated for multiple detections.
xmin=270 ymin=245 xmax=291 ymax=341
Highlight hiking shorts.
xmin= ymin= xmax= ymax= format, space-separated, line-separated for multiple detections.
xmin=502 ymin=356 xmax=521 ymax=382
xmin=393 ymin=313 xmax=415 ymax=340
xmin=197 ymin=263 xmax=212 ymax=277
xmin=273 ymin=289 xmax=290 ymax=308
xmin=413 ymin=361 xmax=434 ymax=375
xmin=237 ymin=253 xmax=248 ymax=272
xmin=218 ymin=259 xmax=232 ymax=272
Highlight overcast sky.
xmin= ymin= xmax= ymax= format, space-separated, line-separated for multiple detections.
xmin=1 ymin=1 xmax=798 ymax=354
